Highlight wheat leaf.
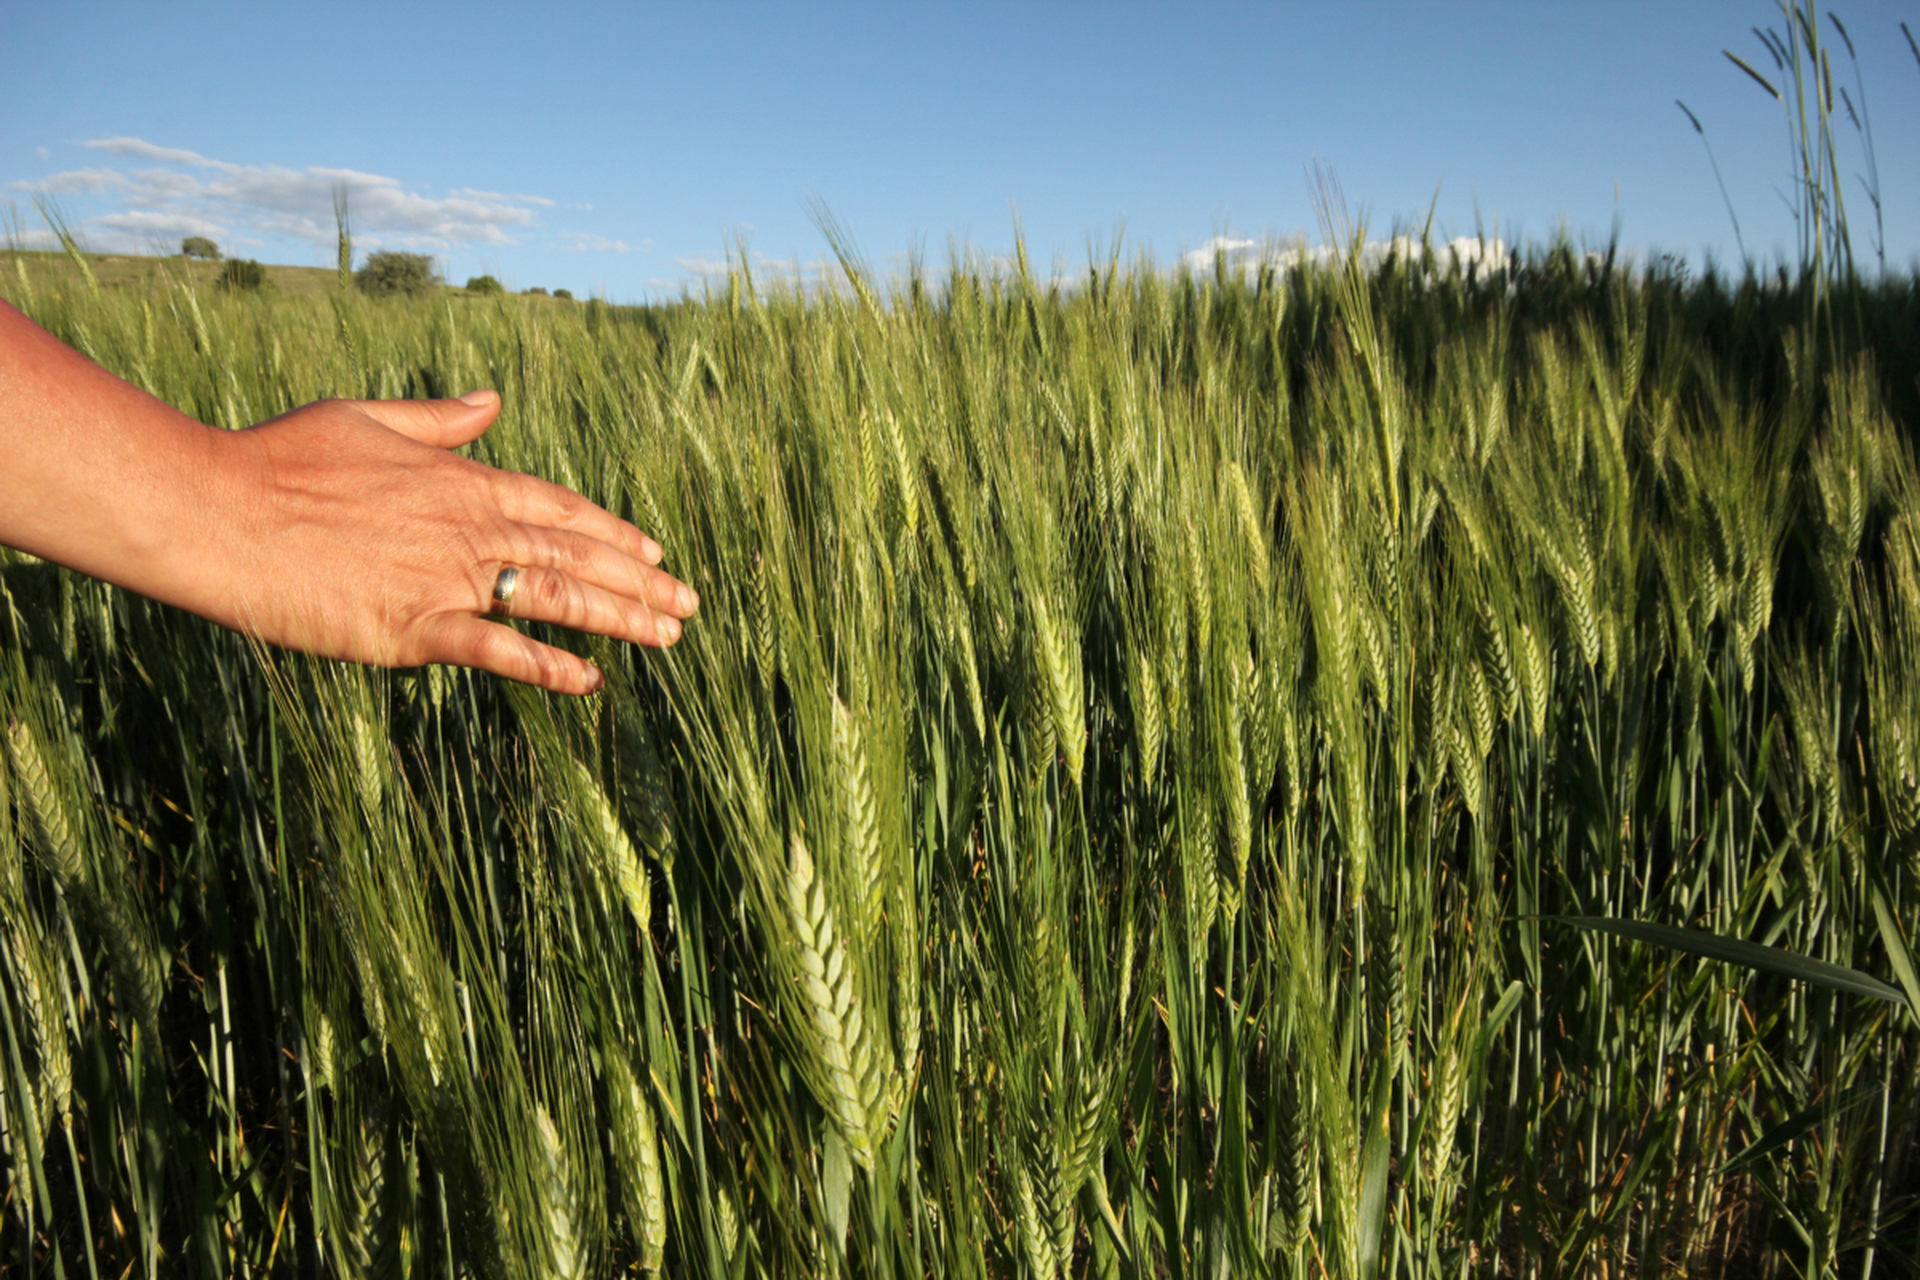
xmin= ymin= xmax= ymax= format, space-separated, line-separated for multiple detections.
xmin=1550 ymin=916 xmax=1904 ymax=1003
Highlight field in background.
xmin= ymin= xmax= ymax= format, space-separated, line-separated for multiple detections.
xmin=2 ymin=240 xmax=1920 ymax=1279
xmin=0 ymin=249 xmax=578 ymax=302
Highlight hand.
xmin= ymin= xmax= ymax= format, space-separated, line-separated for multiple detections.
xmin=197 ymin=392 xmax=698 ymax=695
xmin=2 ymin=301 xmax=687 ymax=694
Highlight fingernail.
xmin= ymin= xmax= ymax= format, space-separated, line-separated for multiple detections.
xmin=640 ymin=537 xmax=664 ymax=564
xmin=458 ymin=389 xmax=498 ymax=407
xmin=677 ymin=585 xmax=700 ymax=614
xmin=584 ymin=665 xmax=604 ymax=693
xmin=656 ymin=616 xmax=682 ymax=644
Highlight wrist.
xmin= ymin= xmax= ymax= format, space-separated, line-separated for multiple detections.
xmin=114 ymin=419 xmax=258 ymax=627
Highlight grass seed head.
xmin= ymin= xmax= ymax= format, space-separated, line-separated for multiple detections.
xmin=5 ymin=719 xmax=83 ymax=893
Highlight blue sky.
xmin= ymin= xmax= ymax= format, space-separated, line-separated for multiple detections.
xmin=5 ymin=1 xmax=1917 ymax=302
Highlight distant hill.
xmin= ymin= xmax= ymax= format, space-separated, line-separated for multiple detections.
xmin=0 ymin=248 xmax=568 ymax=301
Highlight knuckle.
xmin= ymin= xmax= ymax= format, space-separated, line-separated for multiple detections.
xmin=530 ymin=569 xmax=574 ymax=614
xmin=523 ymin=643 xmax=571 ymax=690
xmin=558 ymin=533 xmax=597 ymax=575
xmin=470 ymin=623 xmax=517 ymax=668
xmin=472 ymin=626 xmax=554 ymax=687
xmin=547 ymin=486 xmax=589 ymax=528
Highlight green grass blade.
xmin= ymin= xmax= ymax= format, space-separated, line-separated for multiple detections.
xmin=1550 ymin=916 xmax=1905 ymax=1003
xmin=1865 ymin=869 xmax=1920 ymax=1023
xmin=1356 ymin=1065 xmax=1392 ymax=1280
xmin=1718 ymin=1082 xmax=1882 ymax=1174
xmin=1467 ymin=980 xmax=1526 ymax=1100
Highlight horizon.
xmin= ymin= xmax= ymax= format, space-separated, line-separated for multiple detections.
xmin=5 ymin=2 xmax=1918 ymax=303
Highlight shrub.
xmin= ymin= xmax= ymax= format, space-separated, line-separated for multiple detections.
xmin=465 ymin=274 xmax=504 ymax=295
xmin=553 ymin=288 xmax=573 ymax=300
xmin=524 ymin=286 xmax=549 ymax=296
xmin=356 ymin=251 xmax=437 ymax=298
xmin=216 ymin=258 xmax=268 ymax=291
xmin=181 ymin=236 xmax=221 ymax=261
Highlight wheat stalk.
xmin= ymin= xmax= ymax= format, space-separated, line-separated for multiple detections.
xmin=1009 ymin=1154 xmax=1061 ymax=1280
xmin=715 ymin=1184 xmax=740 ymax=1264
xmin=1031 ymin=595 xmax=1085 ymax=783
xmin=533 ymin=1106 xmax=589 ymax=1280
xmin=1274 ymin=1066 xmax=1314 ymax=1256
xmin=1220 ymin=657 xmax=1253 ymax=901
xmin=785 ymin=833 xmax=891 ymax=1168
xmin=8 ymin=922 xmax=70 ymax=1133
xmin=329 ymin=1091 xmax=403 ymax=1278
xmin=1225 ymin=459 xmax=1271 ymax=593
xmin=567 ymin=757 xmax=650 ymax=933
xmin=1478 ymin=598 xmax=1519 ymax=721
xmin=830 ymin=691 xmax=884 ymax=947
xmin=1131 ymin=648 xmax=1163 ymax=783
xmin=604 ymin=1050 xmax=667 ymax=1271
xmin=4 ymin=719 xmax=83 ymax=892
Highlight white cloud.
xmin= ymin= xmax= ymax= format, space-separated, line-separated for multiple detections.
xmin=91 ymin=209 xmax=230 ymax=246
xmin=10 ymin=137 xmax=553 ymax=257
xmin=34 ymin=147 xmax=50 ymax=160
xmin=27 ymin=167 xmax=133 ymax=195
xmin=451 ymin=187 xmax=556 ymax=208
xmin=662 ymin=252 xmax=835 ymax=293
xmin=86 ymin=137 xmax=219 ymax=167
xmin=1180 ymin=234 xmax=1512 ymax=283
xmin=1181 ymin=236 xmax=1257 ymax=271
xmin=565 ymin=233 xmax=646 ymax=253
xmin=674 ymin=255 xmax=733 ymax=277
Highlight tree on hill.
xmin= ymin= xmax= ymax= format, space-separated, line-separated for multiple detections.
xmin=181 ymin=236 xmax=221 ymax=261
xmin=464 ymin=275 xmax=504 ymax=295
xmin=216 ymin=259 xmax=268 ymax=292
xmin=356 ymin=251 xmax=438 ymax=298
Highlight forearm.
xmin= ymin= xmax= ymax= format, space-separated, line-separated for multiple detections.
xmin=0 ymin=298 xmax=230 ymax=608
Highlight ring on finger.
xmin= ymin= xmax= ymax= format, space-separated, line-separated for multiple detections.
xmin=489 ymin=566 xmax=521 ymax=619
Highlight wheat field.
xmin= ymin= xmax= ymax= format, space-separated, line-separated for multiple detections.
xmin=2 ymin=234 xmax=1919 ymax=1278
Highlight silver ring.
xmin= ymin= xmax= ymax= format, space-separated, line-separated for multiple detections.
xmin=489 ymin=566 xmax=520 ymax=619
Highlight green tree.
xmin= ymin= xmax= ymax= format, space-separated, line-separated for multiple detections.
xmin=180 ymin=236 xmax=220 ymax=261
xmin=356 ymin=251 xmax=438 ymax=298
xmin=464 ymin=275 xmax=504 ymax=295
xmin=215 ymin=258 xmax=268 ymax=291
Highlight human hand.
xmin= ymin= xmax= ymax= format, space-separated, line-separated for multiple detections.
xmin=185 ymin=391 xmax=697 ymax=695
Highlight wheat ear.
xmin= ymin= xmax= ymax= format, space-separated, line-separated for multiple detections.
xmin=533 ymin=1106 xmax=589 ymax=1280
xmin=5 ymin=720 xmax=83 ymax=892
xmin=604 ymin=1051 xmax=666 ymax=1271
xmin=785 ymin=833 xmax=888 ymax=1168
xmin=569 ymin=758 xmax=650 ymax=933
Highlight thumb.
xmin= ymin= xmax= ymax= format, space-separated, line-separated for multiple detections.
xmin=349 ymin=389 xmax=502 ymax=449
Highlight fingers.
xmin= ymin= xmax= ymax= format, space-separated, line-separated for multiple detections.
xmin=233 ymin=390 xmax=697 ymax=697
xmin=331 ymin=391 xmax=672 ymax=569
xmin=431 ymin=615 xmax=607 ymax=695
xmin=504 ymin=524 xmax=698 ymax=621
xmin=431 ymin=559 xmax=688 ymax=696
xmin=346 ymin=390 xmax=501 ymax=449
xmin=495 ymin=469 xmax=666 ymax=566
xmin=490 ymin=564 xmax=688 ymax=647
